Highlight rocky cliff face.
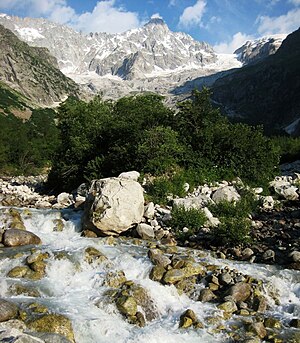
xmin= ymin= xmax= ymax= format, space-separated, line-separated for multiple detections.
xmin=212 ymin=28 xmax=300 ymax=135
xmin=234 ymin=34 xmax=287 ymax=65
xmin=0 ymin=24 xmax=79 ymax=106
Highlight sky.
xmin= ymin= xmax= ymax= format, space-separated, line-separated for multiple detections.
xmin=0 ymin=0 xmax=299 ymax=53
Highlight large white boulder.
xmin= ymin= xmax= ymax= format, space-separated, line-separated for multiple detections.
xmin=118 ymin=171 xmax=140 ymax=181
xmin=212 ymin=186 xmax=240 ymax=204
xmin=83 ymin=177 xmax=144 ymax=236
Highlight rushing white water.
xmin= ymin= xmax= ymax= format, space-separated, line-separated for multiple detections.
xmin=0 ymin=207 xmax=299 ymax=343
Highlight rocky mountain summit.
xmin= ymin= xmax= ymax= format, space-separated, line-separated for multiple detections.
xmin=234 ymin=34 xmax=287 ymax=65
xmin=0 ymin=24 xmax=79 ymax=106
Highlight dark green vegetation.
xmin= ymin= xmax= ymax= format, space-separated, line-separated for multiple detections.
xmin=47 ymin=88 xmax=279 ymax=193
xmin=0 ymin=109 xmax=59 ymax=175
xmin=170 ymin=206 xmax=207 ymax=241
xmin=212 ymin=28 xmax=300 ymax=135
xmin=0 ymin=24 xmax=78 ymax=106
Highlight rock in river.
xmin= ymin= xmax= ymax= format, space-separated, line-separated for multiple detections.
xmin=3 ymin=229 xmax=41 ymax=247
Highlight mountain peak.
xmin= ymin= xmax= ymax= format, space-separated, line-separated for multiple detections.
xmin=145 ymin=17 xmax=166 ymax=27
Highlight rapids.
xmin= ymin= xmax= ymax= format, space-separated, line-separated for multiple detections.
xmin=0 ymin=206 xmax=299 ymax=343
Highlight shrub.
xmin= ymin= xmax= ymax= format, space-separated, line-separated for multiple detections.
xmin=170 ymin=206 xmax=207 ymax=241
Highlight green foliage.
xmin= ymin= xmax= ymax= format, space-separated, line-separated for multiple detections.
xmin=47 ymin=88 xmax=280 ymax=193
xmin=170 ymin=206 xmax=207 ymax=241
xmin=0 ymin=108 xmax=59 ymax=175
xmin=272 ymin=135 xmax=300 ymax=163
xmin=213 ymin=216 xmax=251 ymax=245
xmin=209 ymin=191 xmax=258 ymax=245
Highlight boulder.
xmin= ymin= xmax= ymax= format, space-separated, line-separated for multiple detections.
xmin=27 ymin=314 xmax=75 ymax=343
xmin=226 ymin=282 xmax=252 ymax=302
xmin=83 ymin=177 xmax=144 ymax=236
xmin=270 ymin=178 xmax=299 ymax=200
xmin=148 ymin=249 xmax=171 ymax=268
xmin=118 ymin=171 xmax=140 ymax=181
xmin=212 ymin=186 xmax=240 ymax=204
xmin=0 ymin=329 xmax=45 ymax=342
xmin=0 ymin=299 xmax=18 ymax=322
xmin=56 ymin=192 xmax=73 ymax=208
xmin=136 ymin=223 xmax=155 ymax=240
xmin=3 ymin=229 xmax=41 ymax=247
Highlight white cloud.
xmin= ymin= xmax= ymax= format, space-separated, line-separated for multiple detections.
xmin=289 ymin=0 xmax=300 ymax=6
xmin=151 ymin=13 xmax=162 ymax=19
xmin=73 ymin=1 xmax=140 ymax=33
xmin=257 ymin=8 xmax=300 ymax=35
xmin=0 ymin=0 xmax=142 ymax=34
xmin=214 ymin=32 xmax=253 ymax=54
xmin=179 ymin=0 xmax=206 ymax=28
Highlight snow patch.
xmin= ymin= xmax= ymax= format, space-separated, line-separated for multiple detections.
xmin=15 ymin=27 xmax=45 ymax=42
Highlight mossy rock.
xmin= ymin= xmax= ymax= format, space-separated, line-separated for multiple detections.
xmin=149 ymin=265 xmax=166 ymax=282
xmin=53 ymin=219 xmax=64 ymax=232
xmin=174 ymin=276 xmax=197 ymax=296
xmin=116 ymin=296 xmax=137 ymax=317
xmin=27 ymin=251 xmax=49 ymax=265
xmin=9 ymin=284 xmax=41 ymax=297
xmin=7 ymin=266 xmax=31 ymax=278
xmin=84 ymin=247 xmax=108 ymax=264
xmin=27 ymin=314 xmax=75 ymax=343
xmin=104 ymin=271 xmax=127 ymax=288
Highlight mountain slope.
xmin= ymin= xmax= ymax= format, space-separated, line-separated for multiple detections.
xmin=212 ymin=28 xmax=300 ymax=134
xmin=0 ymin=24 xmax=79 ymax=106
xmin=234 ymin=34 xmax=287 ymax=65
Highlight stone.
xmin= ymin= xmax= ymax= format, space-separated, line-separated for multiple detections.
xmin=136 ymin=223 xmax=155 ymax=240
xmin=83 ymin=177 xmax=144 ymax=236
xmin=116 ymin=296 xmax=137 ymax=317
xmin=247 ymin=322 xmax=267 ymax=339
xmin=9 ymin=284 xmax=41 ymax=297
xmin=104 ymin=271 xmax=126 ymax=288
xmin=182 ymin=263 xmax=205 ymax=278
xmin=179 ymin=309 xmax=198 ymax=329
xmin=56 ymin=192 xmax=73 ymax=207
xmin=0 ymin=299 xmax=18 ymax=322
xmin=3 ymin=229 xmax=41 ymax=247
xmin=144 ymin=202 xmax=155 ymax=219
xmin=270 ymin=179 xmax=299 ymax=200
xmin=242 ymin=248 xmax=254 ymax=260
xmin=163 ymin=269 xmax=186 ymax=284
xmin=149 ymin=265 xmax=166 ymax=282
xmin=84 ymin=247 xmax=108 ymax=264
xmin=118 ymin=171 xmax=140 ymax=181
xmin=212 ymin=186 xmax=240 ymax=204
xmin=199 ymin=289 xmax=217 ymax=302
xmin=7 ymin=266 xmax=31 ymax=278
xmin=148 ymin=249 xmax=171 ymax=267
xmin=227 ymin=282 xmax=252 ymax=302
xmin=289 ymin=251 xmax=300 ymax=263
xmin=53 ymin=219 xmax=64 ymax=232
xmin=173 ymin=195 xmax=211 ymax=210
xmin=135 ymin=312 xmax=146 ymax=328
xmin=217 ymin=301 xmax=238 ymax=313
xmin=0 ymin=319 xmax=26 ymax=331
xmin=0 ymin=329 xmax=45 ymax=342
xmin=27 ymin=314 xmax=75 ymax=343
xmin=219 ymin=273 xmax=232 ymax=285
xmin=262 ymin=196 xmax=275 ymax=210
xmin=264 ymin=317 xmax=282 ymax=329
xmin=262 ymin=249 xmax=275 ymax=261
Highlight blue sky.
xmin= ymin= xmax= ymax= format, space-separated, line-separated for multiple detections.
xmin=0 ymin=0 xmax=299 ymax=52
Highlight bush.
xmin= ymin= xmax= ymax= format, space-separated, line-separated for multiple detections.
xmin=170 ymin=206 xmax=207 ymax=241
xmin=212 ymin=216 xmax=251 ymax=245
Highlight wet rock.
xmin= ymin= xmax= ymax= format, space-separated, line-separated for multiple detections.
xmin=163 ymin=268 xmax=186 ymax=284
xmin=104 ymin=271 xmax=126 ymax=288
xmin=247 ymin=322 xmax=267 ymax=339
xmin=175 ymin=277 xmax=197 ymax=296
xmin=116 ymin=296 xmax=137 ymax=317
xmin=217 ymin=301 xmax=238 ymax=313
xmin=27 ymin=314 xmax=75 ymax=343
xmin=83 ymin=177 xmax=144 ymax=236
xmin=7 ymin=266 xmax=31 ymax=278
xmin=148 ymin=249 xmax=171 ymax=267
xmin=241 ymin=248 xmax=254 ymax=260
xmin=3 ymin=229 xmax=41 ymax=247
xmin=199 ymin=289 xmax=217 ymax=302
xmin=0 ymin=319 xmax=26 ymax=331
xmin=0 ymin=299 xmax=18 ymax=322
xmin=27 ymin=251 xmax=49 ymax=265
xmin=56 ymin=193 xmax=73 ymax=208
xmin=252 ymin=296 xmax=268 ymax=313
xmin=135 ymin=312 xmax=146 ymax=328
xmin=84 ymin=247 xmax=108 ymax=264
xmin=0 ymin=329 xmax=44 ymax=342
xmin=227 ymin=282 xmax=252 ymax=302
xmin=179 ymin=309 xmax=201 ymax=329
xmin=9 ymin=284 xmax=41 ymax=297
xmin=262 ymin=249 xmax=275 ymax=261
xmin=53 ymin=219 xmax=64 ymax=232
xmin=136 ymin=223 xmax=155 ymax=240
xmin=219 ymin=273 xmax=232 ymax=285
xmin=149 ymin=265 xmax=166 ymax=282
